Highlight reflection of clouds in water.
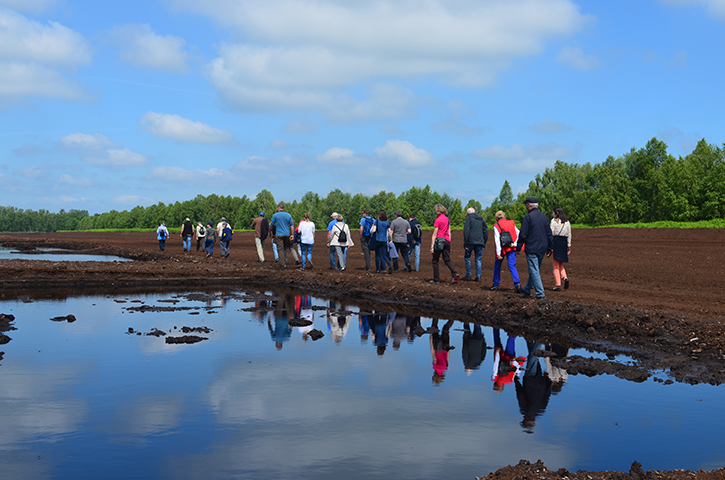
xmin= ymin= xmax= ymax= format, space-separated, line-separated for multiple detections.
xmin=0 ymin=366 xmax=88 ymax=449
xmin=196 ymin=348 xmax=573 ymax=479
xmin=109 ymin=395 xmax=184 ymax=444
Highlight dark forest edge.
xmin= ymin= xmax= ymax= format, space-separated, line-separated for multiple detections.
xmin=2 ymin=137 xmax=724 ymax=232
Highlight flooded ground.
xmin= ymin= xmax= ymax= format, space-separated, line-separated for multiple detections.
xmin=1 ymin=290 xmax=724 ymax=479
xmin=0 ymin=247 xmax=131 ymax=262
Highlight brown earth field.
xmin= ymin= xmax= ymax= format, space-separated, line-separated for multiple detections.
xmin=1 ymin=228 xmax=725 ymax=479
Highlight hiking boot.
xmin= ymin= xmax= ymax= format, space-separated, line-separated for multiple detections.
xmin=461 ymin=274 xmax=472 ymax=281
xmin=451 ymin=274 xmax=460 ymax=285
xmin=489 ymin=285 xmax=499 ymax=291
xmin=564 ymin=278 xmax=569 ymax=289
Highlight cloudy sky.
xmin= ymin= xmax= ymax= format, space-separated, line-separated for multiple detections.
xmin=1 ymin=0 xmax=723 ymax=214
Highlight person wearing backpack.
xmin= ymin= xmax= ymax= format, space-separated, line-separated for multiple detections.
xmin=327 ymin=213 xmax=354 ymax=271
xmin=390 ymin=210 xmax=411 ymax=272
xmin=219 ymin=222 xmax=233 ymax=258
xmin=491 ymin=211 xmax=522 ymax=292
xmin=408 ymin=214 xmax=423 ymax=271
xmin=156 ymin=221 xmax=169 ymax=251
xmin=358 ymin=208 xmax=374 ymax=271
xmin=195 ymin=221 xmax=206 ymax=252
xmin=250 ymin=212 xmax=269 ymax=262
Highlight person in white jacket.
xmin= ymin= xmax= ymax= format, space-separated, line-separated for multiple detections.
xmin=327 ymin=214 xmax=354 ymax=271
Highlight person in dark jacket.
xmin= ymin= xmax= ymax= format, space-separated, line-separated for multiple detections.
xmin=516 ymin=197 xmax=553 ymax=299
xmin=462 ymin=207 xmax=488 ymax=281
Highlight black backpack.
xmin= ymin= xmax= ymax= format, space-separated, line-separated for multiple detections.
xmin=496 ymin=221 xmax=513 ymax=247
xmin=336 ymin=225 xmax=347 ymax=243
xmin=158 ymin=228 xmax=166 ymax=240
xmin=412 ymin=223 xmax=422 ymax=241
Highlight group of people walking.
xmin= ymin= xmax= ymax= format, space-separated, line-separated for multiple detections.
xmin=154 ymin=197 xmax=571 ymax=299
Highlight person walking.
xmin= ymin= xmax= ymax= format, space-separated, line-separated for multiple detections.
xmin=430 ymin=204 xmax=459 ymax=284
xmin=359 ymin=209 xmax=375 ymax=271
xmin=181 ymin=217 xmax=193 ymax=252
xmin=462 ymin=207 xmax=488 ymax=282
xmin=298 ymin=212 xmax=315 ymax=270
xmin=408 ymin=214 xmax=423 ymax=271
xmin=204 ymin=222 xmax=215 ymax=258
xmin=549 ymin=207 xmax=572 ymax=291
xmin=219 ymin=222 xmax=233 ymax=258
xmin=490 ymin=211 xmax=522 ymax=292
xmin=327 ymin=213 xmax=354 ymax=270
xmin=372 ymin=210 xmax=392 ymax=274
xmin=269 ymin=203 xmax=295 ymax=268
xmin=250 ymin=212 xmax=269 ymax=262
xmin=390 ymin=210 xmax=411 ymax=272
xmin=156 ymin=221 xmax=169 ymax=251
xmin=516 ymin=197 xmax=554 ymax=299
xmin=195 ymin=221 xmax=206 ymax=252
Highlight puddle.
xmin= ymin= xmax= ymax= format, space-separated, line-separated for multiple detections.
xmin=0 ymin=246 xmax=131 ymax=262
xmin=0 ymin=291 xmax=723 ymax=479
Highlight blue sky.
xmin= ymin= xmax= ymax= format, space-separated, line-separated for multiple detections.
xmin=1 ymin=0 xmax=724 ymax=214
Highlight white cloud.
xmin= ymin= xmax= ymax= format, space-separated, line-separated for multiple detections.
xmin=659 ymin=0 xmax=725 ymax=20
xmin=60 ymin=133 xmax=116 ymax=150
xmin=15 ymin=165 xmax=47 ymax=178
xmin=433 ymin=100 xmax=486 ymax=136
xmin=140 ymin=112 xmax=234 ymax=144
xmin=471 ymin=142 xmax=580 ymax=173
xmin=0 ymin=0 xmax=55 ymax=13
xmin=374 ymin=140 xmax=435 ymax=168
xmin=556 ymin=46 xmax=600 ymax=70
xmin=0 ymin=8 xmax=91 ymax=66
xmin=0 ymin=62 xmax=91 ymax=101
xmin=178 ymin=0 xmax=588 ymax=117
xmin=58 ymin=174 xmax=92 ymax=186
xmin=112 ymin=194 xmax=150 ymax=206
xmin=108 ymin=24 xmax=189 ymax=73
xmin=149 ymin=166 xmax=227 ymax=183
xmin=669 ymin=50 xmax=688 ymax=68
xmin=316 ymin=147 xmax=360 ymax=166
xmin=269 ymin=140 xmax=288 ymax=151
xmin=0 ymin=9 xmax=92 ymax=103
xmin=59 ymin=133 xmax=148 ymax=167
xmin=280 ymin=120 xmax=318 ymax=134
xmin=530 ymin=117 xmax=572 ymax=133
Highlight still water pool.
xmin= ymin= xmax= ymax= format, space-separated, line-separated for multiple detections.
xmin=0 ymin=247 xmax=131 ymax=262
xmin=0 ymin=290 xmax=723 ymax=479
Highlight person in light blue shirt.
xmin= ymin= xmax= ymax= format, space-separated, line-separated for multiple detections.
xmin=269 ymin=203 xmax=295 ymax=267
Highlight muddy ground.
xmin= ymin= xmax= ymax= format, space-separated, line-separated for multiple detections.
xmin=1 ymin=228 xmax=724 ymax=479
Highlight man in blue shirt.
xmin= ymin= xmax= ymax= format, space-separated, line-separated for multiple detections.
xmin=517 ymin=197 xmax=553 ymax=299
xmin=270 ymin=203 xmax=295 ymax=268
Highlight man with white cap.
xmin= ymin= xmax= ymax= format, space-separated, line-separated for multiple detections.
xmin=516 ymin=197 xmax=553 ymax=299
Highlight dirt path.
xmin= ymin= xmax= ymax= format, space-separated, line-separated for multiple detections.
xmin=1 ymin=228 xmax=725 ymax=478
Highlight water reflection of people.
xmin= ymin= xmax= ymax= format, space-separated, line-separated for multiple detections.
xmin=430 ymin=319 xmax=454 ymax=384
xmin=359 ymin=314 xmax=370 ymax=344
xmin=295 ymin=295 xmax=315 ymax=341
xmin=406 ymin=315 xmax=421 ymax=344
xmin=515 ymin=340 xmax=552 ymax=433
xmin=491 ymin=328 xmax=526 ymax=392
xmin=268 ymin=295 xmax=294 ymax=350
xmin=461 ymin=323 xmax=486 ymax=375
xmin=544 ymin=343 xmax=569 ymax=394
xmin=370 ymin=313 xmax=391 ymax=356
xmin=390 ymin=313 xmax=407 ymax=350
xmin=327 ymin=301 xmax=352 ymax=344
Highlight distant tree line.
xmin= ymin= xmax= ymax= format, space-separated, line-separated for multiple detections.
xmin=2 ymin=137 xmax=724 ymax=232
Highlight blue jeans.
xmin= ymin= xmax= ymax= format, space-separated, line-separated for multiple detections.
xmin=492 ymin=251 xmax=520 ymax=287
xmin=375 ymin=244 xmax=390 ymax=271
xmin=182 ymin=235 xmax=192 ymax=252
xmin=464 ymin=244 xmax=483 ymax=278
xmin=411 ymin=242 xmax=420 ymax=271
xmin=272 ymin=240 xmax=278 ymax=260
xmin=301 ymin=243 xmax=313 ymax=267
xmin=524 ymin=252 xmax=546 ymax=298
xmin=205 ymin=239 xmax=214 ymax=256
xmin=220 ymin=241 xmax=230 ymax=257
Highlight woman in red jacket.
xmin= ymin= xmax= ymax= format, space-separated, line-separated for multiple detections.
xmin=490 ymin=211 xmax=522 ymax=292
